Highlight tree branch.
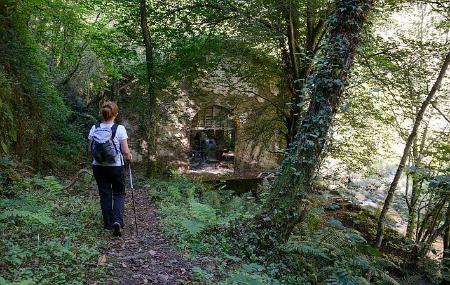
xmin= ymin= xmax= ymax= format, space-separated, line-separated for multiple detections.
xmin=431 ymin=102 xmax=450 ymax=123
xmin=161 ymin=1 xmax=284 ymax=35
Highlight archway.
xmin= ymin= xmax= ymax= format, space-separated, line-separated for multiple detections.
xmin=189 ymin=105 xmax=236 ymax=170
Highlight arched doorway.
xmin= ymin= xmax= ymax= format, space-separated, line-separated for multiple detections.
xmin=189 ymin=105 xmax=236 ymax=170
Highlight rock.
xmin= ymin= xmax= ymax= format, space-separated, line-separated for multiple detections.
xmin=355 ymin=193 xmax=366 ymax=202
xmin=361 ymin=199 xmax=377 ymax=208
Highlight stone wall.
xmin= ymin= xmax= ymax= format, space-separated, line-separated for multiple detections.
xmin=153 ymin=78 xmax=282 ymax=173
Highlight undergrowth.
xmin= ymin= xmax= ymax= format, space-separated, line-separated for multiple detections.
xmin=0 ymin=159 xmax=108 ymax=285
xmin=147 ymin=175 xmax=436 ymax=285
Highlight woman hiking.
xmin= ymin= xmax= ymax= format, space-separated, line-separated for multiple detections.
xmin=88 ymin=101 xmax=132 ymax=237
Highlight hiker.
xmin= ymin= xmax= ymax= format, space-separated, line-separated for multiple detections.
xmin=88 ymin=101 xmax=132 ymax=237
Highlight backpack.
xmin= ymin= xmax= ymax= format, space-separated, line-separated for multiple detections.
xmin=91 ymin=123 xmax=120 ymax=164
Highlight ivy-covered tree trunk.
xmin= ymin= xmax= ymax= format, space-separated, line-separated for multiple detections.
xmin=139 ymin=0 xmax=158 ymax=177
xmin=248 ymin=0 xmax=373 ymax=250
xmin=375 ymin=51 xmax=450 ymax=249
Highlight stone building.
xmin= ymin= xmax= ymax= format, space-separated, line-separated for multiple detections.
xmin=154 ymin=84 xmax=283 ymax=175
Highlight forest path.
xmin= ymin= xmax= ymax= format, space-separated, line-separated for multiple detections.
xmin=97 ymin=186 xmax=199 ymax=285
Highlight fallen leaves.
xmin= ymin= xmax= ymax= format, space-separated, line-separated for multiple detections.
xmin=98 ymin=188 xmax=207 ymax=284
xmin=97 ymin=255 xmax=107 ymax=266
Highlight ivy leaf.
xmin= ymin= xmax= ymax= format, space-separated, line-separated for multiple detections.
xmin=1 ymin=140 xmax=8 ymax=153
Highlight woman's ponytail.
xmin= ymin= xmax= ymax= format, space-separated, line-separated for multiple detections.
xmin=101 ymin=101 xmax=119 ymax=121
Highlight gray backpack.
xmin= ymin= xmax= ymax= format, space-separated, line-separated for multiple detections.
xmin=91 ymin=123 xmax=119 ymax=164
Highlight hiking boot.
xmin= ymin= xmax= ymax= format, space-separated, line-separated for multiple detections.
xmin=112 ymin=222 xmax=121 ymax=237
xmin=103 ymin=223 xmax=112 ymax=231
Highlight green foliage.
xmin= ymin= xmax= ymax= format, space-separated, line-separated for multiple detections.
xmin=0 ymin=70 xmax=15 ymax=155
xmin=0 ymin=0 xmax=87 ymax=172
xmin=224 ymin=264 xmax=281 ymax=285
xmin=0 ymin=163 xmax=108 ymax=284
xmin=281 ymin=223 xmax=401 ymax=284
xmin=149 ymin=176 xmax=259 ymax=255
xmin=417 ymin=258 xmax=442 ymax=284
xmin=148 ymin=176 xmax=409 ymax=284
xmin=30 ymin=176 xmax=64 ymax=193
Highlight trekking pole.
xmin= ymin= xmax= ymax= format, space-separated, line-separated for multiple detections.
xmin=128 ymin=162 xmax=139 ymax=236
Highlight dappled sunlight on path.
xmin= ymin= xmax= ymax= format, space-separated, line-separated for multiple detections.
xmin=96 ymin=187 xmax=202 ymax=285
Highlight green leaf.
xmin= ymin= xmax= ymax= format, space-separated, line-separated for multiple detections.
xmin=1 ymin=140 xmax=8 ymax=153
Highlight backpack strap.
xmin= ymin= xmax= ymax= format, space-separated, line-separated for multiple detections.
xmin=91 ymin=123 xmax=100 ymax=151
xmin=110 ymin=124 xmax=124 ymax=165
xmin=111 ymin=124 xmax=119 ymax=140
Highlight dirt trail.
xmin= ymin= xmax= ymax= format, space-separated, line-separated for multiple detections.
xmin=97 ymin=187 xmax=200 ymax=285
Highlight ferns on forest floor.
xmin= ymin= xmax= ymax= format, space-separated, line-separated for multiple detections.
xmin=0 ymin=167 xmax=108 ymax=285
xmin=284 ymin=226 xmax=403 ymax=284
xmin=149 ymin=176 xmax=259 ymax=255
xmin=149 ymin=176 xmax=440 ymax=285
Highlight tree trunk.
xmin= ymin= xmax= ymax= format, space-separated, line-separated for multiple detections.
xmin=375 ymin=51 xmax=450 ymax=248
xmin=418 ymin=199 xmax=448 ymax=258
xmin=247 ymin=0 xmax=373 ymax=250
xmin=282 ymin=0 xmax=326 ymax=148
xmin=284 ymin=0 xmax=302 ymax=145
xmin=406 ymin=90 xmax=431 ymax=240
xmin=31 ymin=115 xmax=43 ymax=172
xmin=0 ymin=1 xmax=5 ymax=14
xmin=442 ymin=208 xmax=450 ymax=285
xmin=406 ymin=175 xmax=420 ymax=240
xmin=15 ymin=120 xmax=25 ymax=162
xmin=139 ymin=0 xmax=158 ymax=177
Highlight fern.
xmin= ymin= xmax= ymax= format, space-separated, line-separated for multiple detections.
xmin=317 ymin=228 xmax=349 ymax=249
xmin=398 ymin=275 xmax=422 ymax=285
xmin=370 ymin=255 xmax=400 ymax=271
xmin=326 ymin=271 xmax=370 ymax=285
xmin=347 ymin=255 xmax=370 ymax=271
xmin=189 ymin=201 xmax=217 ymax=223
xmin=376 ymin=271 xmax=400 ymax=285
xmin=0 ymin=209 xmax=54 ymax=225
xmin=180 ymin=218 xmax=205 ymax=236
xmin=285 ymin=242 xmax=328 ymax=259
xmin=167 ymin=185 xmax=182 ymax=200
xmin=31 ymin=176 xmax=63 ymax=193
xmin=225 ymin=267 xmax=281 ymax=285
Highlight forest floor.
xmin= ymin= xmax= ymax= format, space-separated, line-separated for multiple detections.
xmin=94 ymin=186 xmax=205 ymax=285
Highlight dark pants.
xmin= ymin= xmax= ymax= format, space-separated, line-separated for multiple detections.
xmin=93 ymin=165 xmax=126 ymax=229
